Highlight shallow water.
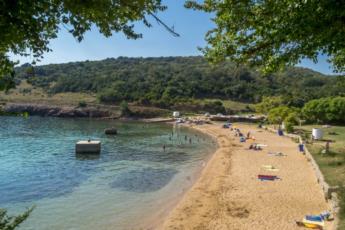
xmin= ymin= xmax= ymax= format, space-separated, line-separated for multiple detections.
xmin=0 ymin=116 xmax=215 ymax=229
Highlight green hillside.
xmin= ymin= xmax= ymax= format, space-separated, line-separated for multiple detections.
xmin=14 ymin=56 xmax=345 ymax=109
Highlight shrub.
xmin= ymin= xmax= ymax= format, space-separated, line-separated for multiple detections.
xmin=120 ymin=101 xmax=132 ymax=116
xmin=255 ymin=96 xmax=283 ymax=114
xmin=302 ymin=97 xmax=345 ymax=124
xmin=78 ymin=101 xmax=87 ymax=108
xmin=203 ymin=100 xmax=226 ymax=114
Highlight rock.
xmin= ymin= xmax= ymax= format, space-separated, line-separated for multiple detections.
xmin=104 ymin=127 xmax=117 ymax=135
xmin=3 ymin=103 xmax=111 ymax=118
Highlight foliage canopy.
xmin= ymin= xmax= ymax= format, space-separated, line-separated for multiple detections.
xmin=186 ymin=0 xmax=345 ymax=73
xmin=0 ymin=0 xmax=166 ymax=90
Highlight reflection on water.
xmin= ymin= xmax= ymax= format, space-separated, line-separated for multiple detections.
xmin=75 ymin=153 xmax=101 ymax=161
xmin=0 ymin=116 xmax=215 ymax=229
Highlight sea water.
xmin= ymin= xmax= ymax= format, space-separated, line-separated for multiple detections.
xmin=0 ymin=116 xmax=215 ymax=229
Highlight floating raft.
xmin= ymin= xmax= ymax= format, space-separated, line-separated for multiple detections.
xmin=76 ymin=140 xmax=101 ymax=154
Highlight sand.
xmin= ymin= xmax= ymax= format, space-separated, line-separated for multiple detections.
xmin=161 ymin=123 xmax=335 ymax=230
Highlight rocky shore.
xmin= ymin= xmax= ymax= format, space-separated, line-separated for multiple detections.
xmin=3 ymin=103 xmax=113 ymax=118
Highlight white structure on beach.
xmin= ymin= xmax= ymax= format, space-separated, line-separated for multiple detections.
xmin=173 ymin=111 xmax=180 ymax=118
xmin=76 ymin=140 xmax=101 ymax=153
xmin=312 ymin=128 xmax=323 ymax=140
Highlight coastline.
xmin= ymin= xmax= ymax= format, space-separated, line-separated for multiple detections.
xmin=0 ymin=109 xmax=336 ymax=229
xmin=139 ymin=124 xmax=218 ymax=230
xmin=161 ymin=122 xmax=336 ymax=230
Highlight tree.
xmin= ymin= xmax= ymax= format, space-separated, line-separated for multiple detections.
xmin=0 ymin=0 xmax=170 ymax=90
xmin=302 ymin=97 xmax=345 ymax=124
xmin=186 ymin=0 xmax=345 ymax=73
xmin=0 ymin=207 xmax=34 ymax=230
xmin=267 ymin=106 xmax=297 ymax=124
xmin=255 ymin=96 xmax=283 ymax=114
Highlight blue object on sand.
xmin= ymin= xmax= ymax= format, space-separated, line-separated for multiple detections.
xmin=278 ymin=129 xmax=284 ymax=136
xmin=298 ymin=144 xmax=304 ymax=152
xmin=305 ymin=215 xmax=323 ymax=222
xmin=240 ymin=137 xmax=246 ymax=142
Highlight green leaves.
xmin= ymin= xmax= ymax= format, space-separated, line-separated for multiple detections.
xmin=0 ymin=206 xmax=34 ymax=230
xmin=0 ymin=0 xmax=167 ymax=90
xmin=302 ymin=97 xmax=345 ymax=124
xmin=188 ymin=0 xmax=345 ymax=73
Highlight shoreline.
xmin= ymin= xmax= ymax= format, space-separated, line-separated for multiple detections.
xmin=0 ymin=112 xmax=336 ymax=229
xmin=161 ymin=122 xmax=336 ymax=229
xmin=139 ymin=124 xmax=219 ymax=230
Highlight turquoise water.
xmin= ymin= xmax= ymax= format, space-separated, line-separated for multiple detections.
xmin=0 ymin=117 xmax=215 ymax=229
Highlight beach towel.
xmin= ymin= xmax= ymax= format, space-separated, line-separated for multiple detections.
xmin=268 ymin=152 xmax=287 ymax=157
xmin=296 ymin=221 xmax=323 ymax=229
xmin=262 ymin=165 xmax=279 ymax=172
xmin=306 ymin=215 xmax=323 ymax=222
xmin=302 ymin=218 xmax=325 ymax=228
xmin=258 ymin=175 xmax=280 ymax=181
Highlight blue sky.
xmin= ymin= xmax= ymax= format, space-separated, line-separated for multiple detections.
xmin=11 ymin=1 xmax=335 ymax=75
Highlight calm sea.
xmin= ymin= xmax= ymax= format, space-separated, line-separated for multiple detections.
xmin=0 ymin=116 xmax=215 ymax=229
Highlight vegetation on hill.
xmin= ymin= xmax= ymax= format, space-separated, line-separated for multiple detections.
xmin=13 ymin=56 xmax=345 ymax=111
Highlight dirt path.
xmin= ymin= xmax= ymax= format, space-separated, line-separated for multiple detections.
xmin=162 ymin=123 xmax=334 ymax=230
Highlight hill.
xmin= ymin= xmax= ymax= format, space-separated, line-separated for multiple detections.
xmin=11 ymin=56 xmax=345 ymax=111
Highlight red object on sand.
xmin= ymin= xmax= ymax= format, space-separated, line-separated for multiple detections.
xmin=258 ymin=175 xmax=278 ymax=180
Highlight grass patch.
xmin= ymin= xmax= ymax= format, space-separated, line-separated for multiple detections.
xmin=194 ymin=98 xmax=254 ymax=113
xmin=297 ymin=125 xmax=345 ymax=229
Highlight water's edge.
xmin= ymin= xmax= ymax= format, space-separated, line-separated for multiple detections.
xmin=147 ymin=124 xmax=219 ymax=229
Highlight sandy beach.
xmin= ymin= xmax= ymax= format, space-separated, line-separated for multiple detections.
xmin=162 ymin=123 xmax=335 ymax=230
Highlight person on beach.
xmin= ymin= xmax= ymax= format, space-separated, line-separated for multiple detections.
xmin=247 ymin=131 xmax=251 ymax=139
xmin=325 ymin=141 xmax=330 ymax=154
xmin=163 ymin=145 xmax=166 ymax=151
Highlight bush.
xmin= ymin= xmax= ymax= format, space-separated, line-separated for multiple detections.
xmin=78 ymin=101 xmax=87 ymax=108
xmin=267 ymin=106 xmax=292 ymax=124
xmin=302 ymin=97 xmax=345 ymax=124
xmin=203 ymin=100 xmax=226 ymax=114
xmin=120 ymin=101 xmax=132 ymax=117
xmin=255 ymin=96 xmax=283 ymax=114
